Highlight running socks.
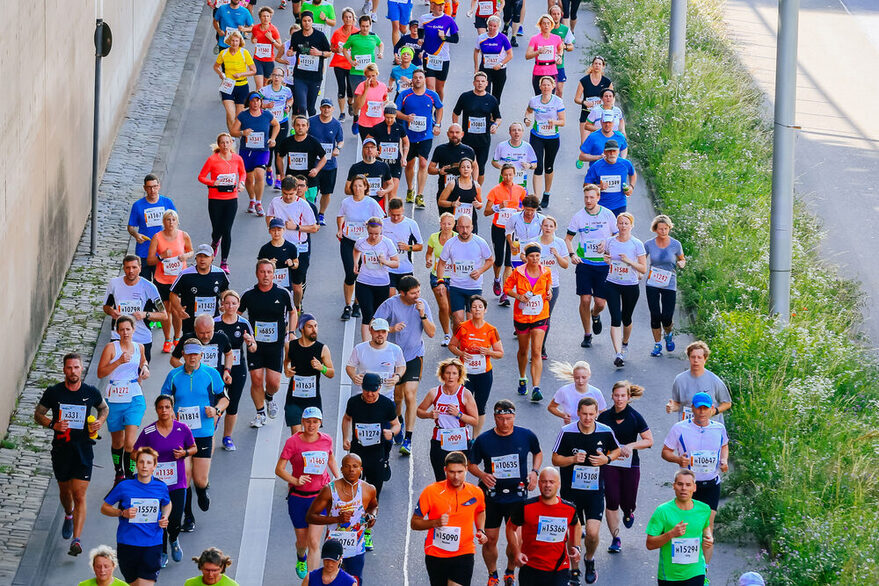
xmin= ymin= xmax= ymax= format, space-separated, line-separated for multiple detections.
xmin=125 ymin=451 xmax=135 ymax=478
xmin=405 ymin=431 xmax=413 ymax=441
xmin=112 ymin=447 xmax=124 ymax=476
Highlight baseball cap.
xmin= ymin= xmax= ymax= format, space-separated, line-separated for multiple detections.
xmin=248 ymin=91 xmax=262 ymax=102
xmin=195 ymin=244 xmax=214 ymax=257
xmin=182 ymin=338 xmax=203 ymax=355
xmin=321 ymin=539 xmax=344 ymax=562
xmin=362 ymin=137 xmax=377 ymax=146
xmin=739 ymin=572 xmax=765 ymax=586
xmin=601 ymin=111 xmax=615 ymax=122
xmin=604 ymin=140 xmax=620 ymax=151
xmin=320 ymin=98 xmax=333 ymax=107
xmin=430 ymin=0 xmax=444 ymax=4
xmin=298 ymin=313 xmax=317 ymax=330
xmin=370 ymin=317 xmax=390 ymax=331
xmin=408 ymin=19 xmax=419 ymax=26
xmin=384 ymin=104 xmax=397 ymax=114
xmin=269 ymin=218 xmax=285 ymax=229
xmin=362 ymin=373 xmax=383 ymax=392
xmin=302 ymin=406 xmax=323 ymax=420
xmin=692 ymin=392 xmax=714 ymax=408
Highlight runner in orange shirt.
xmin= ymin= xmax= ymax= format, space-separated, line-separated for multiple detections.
xmin=484 ymin=165 xmax=526 ymax=305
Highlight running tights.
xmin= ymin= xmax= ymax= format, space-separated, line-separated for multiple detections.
xmin=208 ymin=199 xmax=237 ymax=261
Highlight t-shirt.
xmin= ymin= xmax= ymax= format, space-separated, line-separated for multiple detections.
xmin=453 ymin=320 xmax=500 ymax=373
xmin=304 ymin=568 xmax=356 ymax=586
xmin=337 ymin=196 xmax=385 ymax=240
xmin=128 ymin=195 xmax=177 ymax=257
xmin=374 ymin=294 xmax=433 ymax=360
xmin=302 ymin=2 xmax=336 ymax=35
xmin=161 ymin=365 xmax=226 ymax=438
xmin=280 ymin=432 xmax=334 ymax=493
xmin=430 ymin=142 xmax=476 ymax=192
xmin=509 ymin=497 xmax=578 ymax=571
xmin=381 ymin=216 xmax=423 ymax=273
xmin=308 ymin=115 xmax=345 ymax=170
xmin=538 ymin=237 xmax=568 ymax=287
xmin=453 ymin=91 xmax=501 ymax=145
xmin=257 ymin=240 xmax=300 ymax=290
xmin=596 ymin=405 xmax=649 ymax=468
xmin=289 ymin=28 xmax=331 ymax=81
xmin=470 ymin=427 xmax=540 ymax=504
xmin=646 ymin=499 xmax=711 ymax=581
xmin=551 ymin=24 xmax=575 ymax=68
xmin=330 ymin=27 xmax=356 ymax=70
xmin=260 ymin=84 xmax=293 ymax=123
xmin=551 ymin=384 xmax=606 ymax=419
xmin=580 ymin=130 xmax=628 ymax=163
xmin=394 ymin=35 xmax=423 ymax=67
xmin=663 ymin=419 xmax=729 ymax=483
xmin=79 ymin=578 xmax=128 ymax=586
xmin=566 ymin=205 xmax=618 ymax=265
xmin=671 ymin=370 xmax=731 ymax=424
xmin=215 ymin=4 xmax=254 ymax=48
xmin=527 ymin=33 xmax=563 ymax=76
xmin=39 ymin=383 xmax=103 ymax=447
xmin=103 ymin=276 xmax=162 ymax=345
xmin=104 ymin=478 xmax=171 ymax=547
xmin=237 ymin=110 xmax=274 ymax=152
xmin=476 ymin=32 xmax=511 ymax=69
xmin=216 ymin=48 xmax=255 ymax=85
xmin=134 ymin=421 xmax=196 ymax=491
xmin=355 ymin=236 xmax=398 ymax=286
xmin=604 ymin=236 xmax=646 ymax=286
xmin=213 ymin=316 xmax=253 ymax=368
xmin=583 ymin=158 xmax=636 ymax=212
xmin=275 ymin=135 xmax=327 ymax=187
xmin=251 ymin=23 xmax=281 ymax=62
xmin=347 ymin=160 xmax=392 ymax=202
xmin=419 ymin=13 xmax=458 ymax=62
xmin=390 ymin=64 xmax=418 ymax=94
xmin=265 ymin=195 xmax=317 ymax=246
xmin=354 ymin=80 xmax=390 ymax=128
xmin=239 ymin=285 xmax=295 ymax=346
xmin=552 ymin=422 xmax=619 ymax=499
xmin=346 ymin=341 xmax=406 ymax=397
xmin=414 ymin=480 xmax=485 ymax=558
xmin=528 ymin=94 xmax=565 ymax=139
xmin=345 ymin=394 xmax=397 ymax=453
xmin=577 ymin=74 xmax=612 ymax=110
xmin=396 ymin=89 xmax=443 ymax=143
xmin=343 ymin=32 xmax=382 ymax=75
xmin=492 ymin=141 xmax=537 ymax=189
xmin=587 ymin=105 xmax=625 ymax=131
xmin=367 ymin=120 xmax=408 ymax=165
xmin=170 ymin=331 xmax=232 ymax=372
xmin=439 ymin=234 xmax=494 ymax=290
xmin=644 ymin=237 xmax=684 ymax=292
xmin=169 ymin=266 xmax=230 ymax=332
xmin=504 ymin=211 xmax=545 ymax=246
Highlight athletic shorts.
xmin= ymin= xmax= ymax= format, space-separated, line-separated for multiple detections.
xmin=429 ymin=273 xmax=442 ymax=289
xmin=117 ymin=543 xmax=162 ymax=584
xmin=247 ymin=341 xmax=285 ymax=372
xmin=407 ymin=138 xmax=433 ymax=162
xmin=400 ymin=356 xmax=423 ymax=383
xmin=464 ymin=370 xmax=493 ymax=415
xmin=221 ymin=83 xmax=251 ymax=105
xmin=107 ymin=395 xmax=146 ymax=433
xmin=518 ymin=565 xmax=571 ymax=586
xmin=241 ymin=148 xmax=271 ymax=172
xmin=556 ymin=67 xmax=567 ymax=83
xmin=514 ymin=318 xmax=548 ymax=335
xmin=389 ymin=271 xmax=413 ymax=290
xmin=658 ymin=576 xmax=707 ymax=586
xmin=287 ymin=492 xmax=318 ymax=529
xmin=448 ymin=286 xmax=481 ymax=313
xmin=425 ymin=553 xmax=474 ymax=586
xmin=318 ymin=167 xmax=338 ymax=194
xmin=386 ymin=160 xmax=403 ymax=179
xmin=290 ymin=251 xmax=310 ymax=285
xmin=254 ymin=59 xmax=275 ymax=78
xmin=193 ymin=435 xmax=213 ymax=459
xmin=424 ymin=59 xmax=451 ymax=82
xmin=474 ymin=15 xmax=490 ymax=29
xmin=51 ymin=443 xmax=94 ymax=483
xmin=284 ymin=398 xmax=321 ymax=427
xmin=155 ymin=281 xmax=172 ymax=302
xmin=694 ymin=478 xmax=721 ymax=511
xmin=570 ymin=490 xmax=605 ymax=523
xmin=579 ymin=108 xmax=592 ymax=124
xmin=575 ymin=262 xmax=609 ymax=299
xmin=485 ymin=499 xmax=523 ymax=529
xmin=387 ymin=1 xmax=413 ymax=23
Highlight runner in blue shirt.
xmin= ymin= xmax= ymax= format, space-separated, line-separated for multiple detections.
xmin=578 ymin=112 xmax=628 ymax=170
xmin=213 ymin=1 xmax=254 ymax=50
xmin=309 ymin=100 xmax=346 ymax=225
xmin=396 ymin=70 xmax=443 ymax=207
xmin=583 ymin=140 xmax=636 ymax=215
xmin=128 ymin=174 xmax=176 ymax=281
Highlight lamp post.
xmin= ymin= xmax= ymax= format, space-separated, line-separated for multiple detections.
xmin=90 ymin=18 xmax=112 ymax=255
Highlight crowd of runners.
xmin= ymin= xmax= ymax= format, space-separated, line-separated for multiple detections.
xmin=31 ymin=0 xmax=764 ymax=585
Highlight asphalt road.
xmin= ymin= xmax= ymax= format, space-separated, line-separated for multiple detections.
xmin=19 ymin=1 xmax=756 ymax=584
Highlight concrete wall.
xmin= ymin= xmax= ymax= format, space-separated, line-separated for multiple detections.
xmin=0 ymin=0 xmax=167 ymax=436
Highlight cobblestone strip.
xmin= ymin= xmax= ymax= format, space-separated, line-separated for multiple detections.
xmin=0 ymin=0 xmax=203 ymax=579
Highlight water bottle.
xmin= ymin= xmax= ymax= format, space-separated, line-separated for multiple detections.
xmin=87 ymin=416 xmax=98 ymax=440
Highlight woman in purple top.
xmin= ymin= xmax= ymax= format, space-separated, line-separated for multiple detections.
xmin=134 ymin=395 xmax=197 ymax=567
xmin=474 ymin=16 xmax=513 ymax=104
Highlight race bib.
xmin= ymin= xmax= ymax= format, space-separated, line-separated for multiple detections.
xmin=468 ymin=117 xmax=487 ymax=134
xmin=608 ymin=451 xmax=632 ymax=468
xmin=433 ymin=525 xmax=461 ymax=552
xmin=345 ymin=222 xmax=366 ymax=239
xmin=274 ymin=267 xmax=290 ymax=288
xmin=540 ymin=255 xmax=556 ymax=269
xmin=396 ymin=76 xmax=411 ymax=90
xmin=681 ymin=405 xmax=693 ymax=421
xmin=536 ymin=516 xmax=568 ymax=543
xmin=246 ymin=132 xmax=265 ymax=149
xmin=215 ymin=173 xmax=237 ymax=186
xmin=426 ymin=53 xmax=443 ymax=71
xmin=496 ymin=208 xmax=515 ymax=227
xmin=219 ymin=77 xmax=235 ymax=94
xmin=255 ymin=321 xmax=279 ymax=343
xmin=117 ymin=300 xmax=142 ymax=316
xmin=538 ymin=119 xmax=556 ymax=136
xmin=463 ymin=353 xmax=486 ymax=375
xmin=361 ymin=251 xmax=381 ymax=270
xmin=292 ymin=375 xmax=317 ymax=398
xmin=571 ymin=464 xmax=599 ymax=491
xmin=455 ymin=203 xmax=473 ymax=220
xmin=59 ymin=404 xmax=87 ymax=430
xmin=161 ymin=257 xmax=183 ymax=276
xmin=177 ymin=406 xmax=202 ymax=430
xmin=366 ymin=101 xmax=383 ymax=118
xmin=380 ymin=142 xmax=399 ymax=160
xmin=231 ymin=349 xmax=242 ymax=366
xmin=514 ymin=167 xmax=526 ymax=184
xmin=366 ymin=176 xmax=382 ymax=196
xmin=195 ymin=296 xmax=217 ymax=315
xmin=302 ymin=450 xmax=328 ymax=474
xmin=453 ymin=259 xmax=476 ymax=276
xmin=328 ymin=530 xmax=359 ymax=558
xmin=154 ymin=462 xmax=178 ymax=486
xmin=490 ymin=453 xmax=520 ymax=479
xmin=600 ymin=175 xmax=622 ymax=192
xmin=255 ymin=43 xmax=273 ymax=59
xmin=298 ymin=53 xmax=319 ymax=71
xmin=671 ymin=538 xmax=700 ymax=565
xmin=409 ymin=115 xmax=427 ymax=133
xmin=354 ymin=53 xmax=372 ymax=70
xmin=271 ymin=105 xmax=285 ymax=121
xmin=201 ymin=344 xmax=220 ymax=367
xmin=691 ymin=450 xmax=718 ymax=474
xmin=286 ymin=63 xmax=297 ymax=81
xmin=610 ymin=260 xmax=631 ymax=280
xmin=288 ymin=152 xmax=308 ymax=170
xmin=521 ymin=295 xmax=544 ymax=316
xmin=106 ymin=381 xmax=132 ymax=403
xmin=538 ymin=44 xmax=554 ymax=61
xmin=482 ymin=53 xmax=502 ymax=68
xmin=297 ymin=241 xmax=309 ymax=254
xmin=583 ymin=238 xmax=603 ymax=257
xmin=438 ymin=427 xmax=468 ymax=451
xmin=477 ymin=0 xmax=493 ymax=15
xmin=144 ymin=207 xmax=165 ymax=228
xmin=646 ymin=267 xmax=673 ymax=288
xmin=130 ymin=498 xmax=160 ymax=524
xmin=321 ymin=142 xmax=335 ymax=157
xmin=355 ymin=423 xmax=382 ymax=446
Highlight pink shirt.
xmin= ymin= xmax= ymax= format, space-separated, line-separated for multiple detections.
xmin=280 ymin=431 xmax=334 ymax=494
xmin=355 ymin=80 xmax=390 ymax=128
xmin=528 ymin=33 xmax=563 ymax=76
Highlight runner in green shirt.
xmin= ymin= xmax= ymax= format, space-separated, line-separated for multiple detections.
xmin=646 ymin=469 xmax=713 ymax=585
xmin=185 ymin=547 xmax=240 ymax=586
xmin=302 ymin=0 xmax=336 ymax=35
xmin=342 ymin=15 xmax=384 ymax=79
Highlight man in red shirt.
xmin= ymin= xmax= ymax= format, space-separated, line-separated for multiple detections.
xmin=509 ymin=467 xmax=582 ymax=586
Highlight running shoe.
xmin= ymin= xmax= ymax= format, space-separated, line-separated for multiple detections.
xmin=621 ymin=343 xmax=629 ymax=359
xmin=341 ymin=305 xmax=352 ymax=321
xmin=61 ymin=515 xmax=73 ymax=539
xmin=364 ymin=529 xmax=374 ymax=551
xmin=493 ymin=278 xmax=502 ymax=296
xmin=614 ymin=354 xmax=625 ymax=368
xmin=113 ymin=471 xmax=126 ymax=486
xmin=317 ymin=213 xmax=326 ymax=226
xmin=222 ymin=436 xmax=237 ymax=451
xmin=370 ymin=11 xmax=378 ymax=22
xmin=704 ymin=577 xmax=710 ymax=586
xmin=181 ymin=517 xmax=196 ymax=533
xmin=651 ymin=343 xmax=662 ymax=357
xmin=213 ymin=44 xmax=221 ymax=55
xmin=160 ymin=553 xmax=169 ymax=568
xmin=247 ymin=200 xmax=256 ymax=214
xmin=510 ymin=36 xmax=518 ymax=47
xmin=250 ymin=413 xmax=266 ymax=428
xmin=339 ymin=112 xmax=347 ymax=122
xmin=441 ymin=333 xmax=451 ymax=347
xmin=296 ymin=560 xmax=308 ymax=579
xmin=530 ymin=387 xmax=543 ymax=402
xmin=274 ymin=178 xmax=282 ymax=190
xmin=541 ymin=348 xmax=548 ymax=360
xmin=220 ymin=261 xmax=230 ymax=275
xmin=68 ymin=538 xmax=82 ymax=557
xmin=351 ymin=303 xmax=361 ymax=318
xmin=487 ymin=573 xmax=500 ymax=586
xmin=607 ymin=536 xmax=621 ymax=553
xmin=352 ymin=121 xmax=359 ymax=135
xmin=592 ymin=315 xmax=603 ymax=335
xmin=503 ymin=572 xmax=516 ymax=586
xmin=584 ymin=559 xmax=597 ymax=584
xmin=171 ymin=539 xmax=183 ymax=562
xmin=211 ymin=240 xmax=220 ymax=257
xmin=498 ymin=293 xmax=510 ymax=307
xmin=517 ymin=25 xmax=524 ymax=35
xmin=406 ymin=189 xmax=415 ymax=203
xmin=266 ymin=169 xmax=273 ymax=185
xmin=348 ymin=103 xmax=356 ymax=116
xmin=568 ymin=573 xmax=581 ymax=586
xmin=361 ymin=0 xmax=371 ymax=14
xmin=393 ymin=428 xmax=404 ymax=445
xmin=279 ymin=0 xmax=287 ymax=8
xmin=623 ymin=512 xmax=634 ymax=528
xmin=581 ymin=334 xmax=592 ymax=348
xmin=665 ymin=333 xmax=675 ymax=352
xmin=173 ymin=337 xmax=181 ymax=347
xmin=540 ymin=193 xmax=550 ymax=208
xmin=517 ymin=379 xmax=527 ymax=396
xmin=197 ymin=486 xmax=211 ymax=511
xmin=415 ymin=194 xmax=425 ymax=209
xmin=576 ymin=159 xmax=584 ymax=169
xmin=266 ymin=399 xmax=279 ymax=419
xmin=162 ymin=340 xmax=173 ymax=353
xmin=255 ymin=203 xmax=265 ymax=217
xmin=400 ymin=438 xmax=412 ymax=455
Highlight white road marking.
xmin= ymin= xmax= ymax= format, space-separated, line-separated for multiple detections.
xmin=336 ymin=317 xmax=356 ymax=451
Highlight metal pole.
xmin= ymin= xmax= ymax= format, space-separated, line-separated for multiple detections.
xmin=90 ymin=19 xmax=102 ymax=255
xmin=768 ymin=0 xmax=800 ymax=322
xmin=669 ymin=0 xmax=687 ymax=77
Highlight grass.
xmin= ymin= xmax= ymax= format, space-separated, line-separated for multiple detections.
xmin=588 ymin=0 xmax=879 ymax=582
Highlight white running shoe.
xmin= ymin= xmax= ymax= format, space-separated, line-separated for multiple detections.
xmin=266 ymin=400 xmax=279 ymax=419
xmin=250 ymin=413 xmax=266 ymax=428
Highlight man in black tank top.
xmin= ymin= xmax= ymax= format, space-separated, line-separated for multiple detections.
xmin=284 ymin=314 xmax=335 ymax=432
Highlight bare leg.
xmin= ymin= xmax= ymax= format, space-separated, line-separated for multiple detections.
xmin=529 ymin=329 xmax=546 ymax=385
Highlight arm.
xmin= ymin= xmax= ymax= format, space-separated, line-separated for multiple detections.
xmin=547 ymin=399 xmax=571 ymax=424
xmin=317 ymin=345 xmax=335 ymax=379
xmin=305 ymin=487 xmax=336 ymax=525
xmin=447 ymin=333 xmax=464 ymax=358
xmin=661 ymin=446 xmax=688 ymax=467
xmin=342 ymin=413 xmax=353 ymax=450
xmin=459 ymin=390 xmax=479 ymax=426
xmin=436 ymin=180 xmax=456 ymax=209
xmin=646 ymin=522 xmax=687 ymax=550
xmin=127 ymin=224 xmax=148 ymax=244
xmin=416 ymin=389 xmax=437 ymax=419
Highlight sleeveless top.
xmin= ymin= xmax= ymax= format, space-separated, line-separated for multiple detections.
xmin=285 ymin=340 xmax=325 ymax=406
xmin=327 ymin=480 xmax=368 ymax=558
xmin=105 ymin=341 xmax=143 ymax=403
xmin=431 ymin=385 xmax=469 ymax=442
xmin=153 ymin=230 xmax=187 ymax=285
